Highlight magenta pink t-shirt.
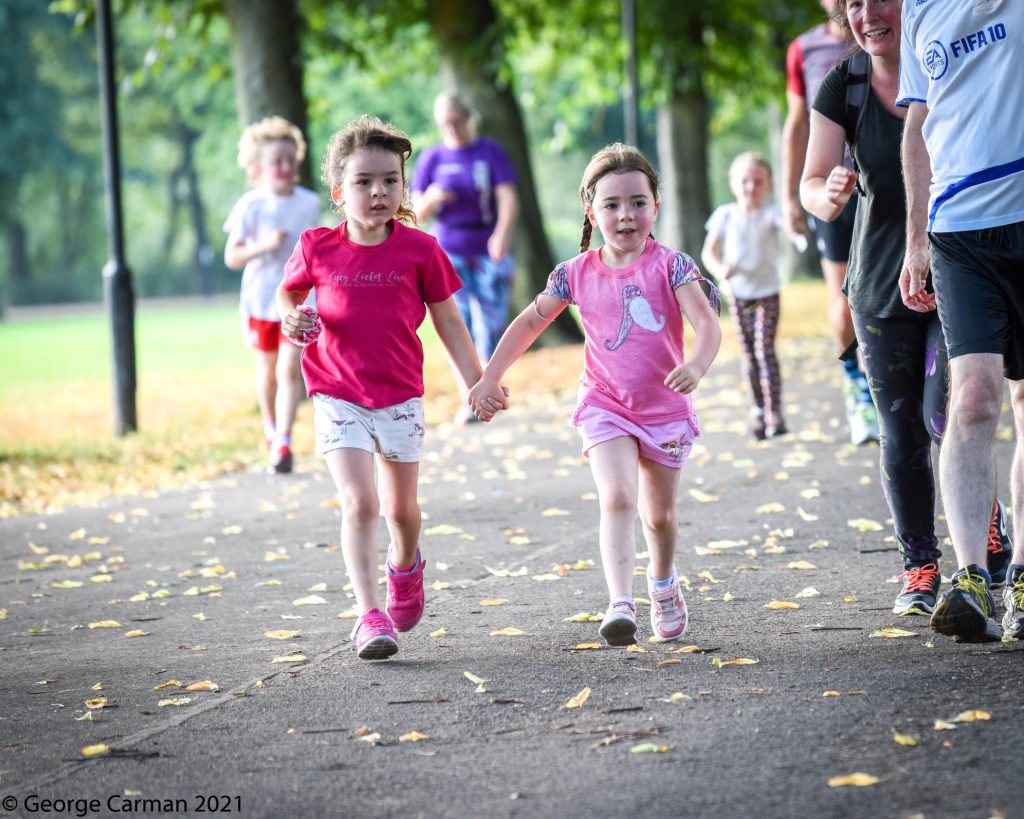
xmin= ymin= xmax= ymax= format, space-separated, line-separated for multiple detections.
xmin=281 ymin=220 xmax=461 ymax=408
xmin=542 ymin=239 xmax=705 ymax=424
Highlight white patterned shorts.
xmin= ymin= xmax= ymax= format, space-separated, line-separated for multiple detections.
xmin=312 ymin=394 xmax=425 ymax=462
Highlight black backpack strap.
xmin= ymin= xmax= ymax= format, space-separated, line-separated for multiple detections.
xmin=844 ymin=49 xmax=871 ymax=149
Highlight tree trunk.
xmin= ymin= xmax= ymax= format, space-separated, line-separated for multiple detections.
xmin=425 ymin=0 xmax=582 ymax=343
xmin=656 ymin=87 xmax=710 ymax=267
xmin=221 ymin=0 xmax=312 ymax=187
xmin=5 ymin=218 xmax=30 ymax=307
xmin=179 ymin=123 xmax=214 ymax=296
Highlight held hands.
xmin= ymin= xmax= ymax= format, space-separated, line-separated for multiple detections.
xmin=665 ymin=362 xmax=703 ymax=395
xmin=468 ymin=376 xmax=511 ymax=422
xmin=825 ymin=166 xmax=857 ymax=209
xmin=281 ymin=305 xmax=316 ymax=341
xmin=899 ymin=243 xmax=937 ymax=313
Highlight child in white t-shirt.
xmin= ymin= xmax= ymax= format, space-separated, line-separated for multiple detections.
xmin=702 ymin=151 xmax=786 ymax=440
xmin=224 ymin=116 xmax=321 ymax=473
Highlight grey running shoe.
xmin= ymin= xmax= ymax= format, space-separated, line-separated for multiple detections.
xmin=599 ymin=599 xmax=637 ymax=646
xmin=986 ymin=500 xmax=1012 ymax=588
xmin=929 ymin=564 xmax=1001 ymax=642
xmin=1001 ymin=571 xmax=1024 ymax=640
xmin=892 ymin=563 xmax=940 ymax=616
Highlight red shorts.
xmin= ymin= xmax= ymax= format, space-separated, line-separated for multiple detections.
xmin=244 ymin=317 xmax=284 ymax=352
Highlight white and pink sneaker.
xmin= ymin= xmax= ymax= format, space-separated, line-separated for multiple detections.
xmin=647 ymin=566 xmax=688 ymax=641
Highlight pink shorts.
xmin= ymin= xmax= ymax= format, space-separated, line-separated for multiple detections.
xmin=571 ymin=402 xmax=700 ymax=469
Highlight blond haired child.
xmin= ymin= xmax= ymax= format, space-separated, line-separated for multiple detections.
xmin=702 ymin=151 xmax=786 ymax=440
xmin=224 ymin=116 xmax=321 ymax=472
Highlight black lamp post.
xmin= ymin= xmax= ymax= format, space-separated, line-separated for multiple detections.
xmin=96 ymin=0 xmax=138 ymax=435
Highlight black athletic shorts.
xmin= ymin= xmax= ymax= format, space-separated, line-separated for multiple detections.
xmin=930 ymin=220 xmax=1024 ymax=381
xmin=809 ymin=192 xmax=858 ymax=264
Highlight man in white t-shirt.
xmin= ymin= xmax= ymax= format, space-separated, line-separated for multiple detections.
xmin=898 ymin=0 xmax=1024 ymax=642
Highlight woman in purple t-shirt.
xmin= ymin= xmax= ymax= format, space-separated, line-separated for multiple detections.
xmin=412 ymin=92 xmax=519 ymax=423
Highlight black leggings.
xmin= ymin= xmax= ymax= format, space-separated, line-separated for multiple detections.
xmin=852 ymin=311 xmax=947 ymax=567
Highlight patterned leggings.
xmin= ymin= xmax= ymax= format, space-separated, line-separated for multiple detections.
xmin=732 ymin=294 xmax=782 ymax=423
xmin=852 ymin=311 xmax=948 ymax=568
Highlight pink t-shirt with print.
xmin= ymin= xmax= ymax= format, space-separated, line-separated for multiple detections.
xmin=542 ymin=238 xmax=706 ymax=424
xmin=281 ymin=220 xmax=461 ymax=408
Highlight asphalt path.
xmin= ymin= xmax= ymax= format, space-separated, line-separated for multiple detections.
xmin=2 ymin=336 xmax=1022 ymax=819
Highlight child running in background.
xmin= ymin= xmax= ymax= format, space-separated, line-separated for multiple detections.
xmin=224 ymin=116 xmax=321 ymax=473
xmin=702 ymin=151 xmax=786 ymax=441
xmin=470 ymin=143 xmax=721 ymax=646
xmin=277 ymin=115 xmax=499 ymax=660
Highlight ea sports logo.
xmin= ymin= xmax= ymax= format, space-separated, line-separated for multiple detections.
xmin=924 ymin=40 xmax=949 ymax=79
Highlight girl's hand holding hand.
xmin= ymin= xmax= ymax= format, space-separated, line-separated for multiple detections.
xmin=665 ymin=362 xmax=703 ymax=395
xmin=281 ymin=305 xmax=321 ymax=347
xmin=825 ymin=166 xmax=857 ymax=208
xmin=468 ymin=377 xmax=510 ymax=422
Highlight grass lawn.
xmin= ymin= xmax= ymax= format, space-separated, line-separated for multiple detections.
xmin=0 ymin=279 xmax=830 ymax=517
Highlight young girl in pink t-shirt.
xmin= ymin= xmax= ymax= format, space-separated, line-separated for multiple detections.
xmin=277 ymin=115 xmax=499 ymax=660
xmin=470 ymin=143 xmax=721 ymax=646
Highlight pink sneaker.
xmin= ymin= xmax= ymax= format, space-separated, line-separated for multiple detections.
xmin=647 ymin=567 xmax=688 ymax=641
xmin=386 ymin=548 xmax=425 ymax=632
xmin=350 ymin=609 xmax=398 ymax=660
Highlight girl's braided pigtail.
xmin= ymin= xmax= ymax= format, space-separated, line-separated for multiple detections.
xmin=579 ymin=217 xmax=593 ymax=253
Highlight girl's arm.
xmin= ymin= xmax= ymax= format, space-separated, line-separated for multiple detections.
xmin=427 ymin=297 xmax=505 ymax=420
xmin=665 ymin=282 xmax=722 ymax=395
xmin=700 ymin=232 xmax=735 ymax=281
xmin=468 ymin=294 xmax=567 ymax=412
xmin=276 ymin=282 xmax=313 ymax=340
xmin=411 ymin=185 xmax=454 ymax=224
xmin=487 ymin=183 xmax=519 ymax=261
xmin=799 ymin=110 xmax=857 ymax=223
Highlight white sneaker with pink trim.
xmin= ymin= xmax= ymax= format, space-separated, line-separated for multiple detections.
xmin=647 ymin=567 xmax=688 ymax=641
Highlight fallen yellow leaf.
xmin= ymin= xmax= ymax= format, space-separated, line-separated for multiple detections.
xmin=123 ymin=629 xmax=148 ymax=638
xmin=399 ymin=731 xmax=429 ymax=743
xmin=893 ymin=732 xmax=919 ymax=747
xmin=795 ymin=587 xmax=821 ymax=598
xmin=152 ymin=680 xmax=181 ymax=691
xmin=658 ymin=659 xmax=682 ymax=666
xmin=689 ymin=489 xmax=719 ymax=503
xmin=264 ymin=630 xmax=301 ymax=640
xmin=662 ymin=692 xmax=693 ymax=702
xmin=933 ymin=719 xmax=957 ymax=731
xmin=822 ymin=691 xmax=840 ymax=697
xmin=847 ymin=518 xmax=884 ymax=532
xmin=631 ymin=742 xmax=670 ymax=753
xmin=808 ymin=539 xmax=830 ymax=550
xmin=292 ymin=595 xmax=328 ymax=607
xmin=562 ymin=687 xmax=591 ymax=708
xmin=869 ymin=627 xmax=918 ymax=639
xmin=88 ymin=620 xmax=122 ymax=629
xmin=572 ymin=642 xmax=603 ymax=650
xmin=489 ymin=627 xmax=525 ymax=637
xmin=787 ymin=560 xmax=817 ymax=570
xmin=463 ymin=671 xmax=487 ymax=685
xmin=951 ymin=709 xmax=991 ymax=723
xmin=50 ymin=580 xmax=84 ymax=589
xmin=563 ymin=612 xmax=604 ymax=623
xmin=479 ymin=598 xmax=508 ymax=606
xmin=185 ymin=680 xmax=219 ymax=692
xmin=157 ymin=697 xmax=193 ymax=707
xmin=84 ymin=697 xmax=107 ymax=709
xmin=541 ymin=508 xmax=570 ymax=517
xmin=714 ymin=657 xmax=759 ymax=668
xmin=272 ymin=654 xmax=307 ymax=664
xmin=429 ymin=628 xmax=447 ymax=637
xmin=81 ymin=744 xmax=110 ymax=757
xmin=765 ymin=600 xmax=801 ymax=610
xmin=627 ymin=644 xmax=648 ymax=653
xmin=827 ymin=772 xmax=879 ymax=788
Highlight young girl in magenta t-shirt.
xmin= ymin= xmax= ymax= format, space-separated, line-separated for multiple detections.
xmin=277 ymin=115 xmax=500 ymax=660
